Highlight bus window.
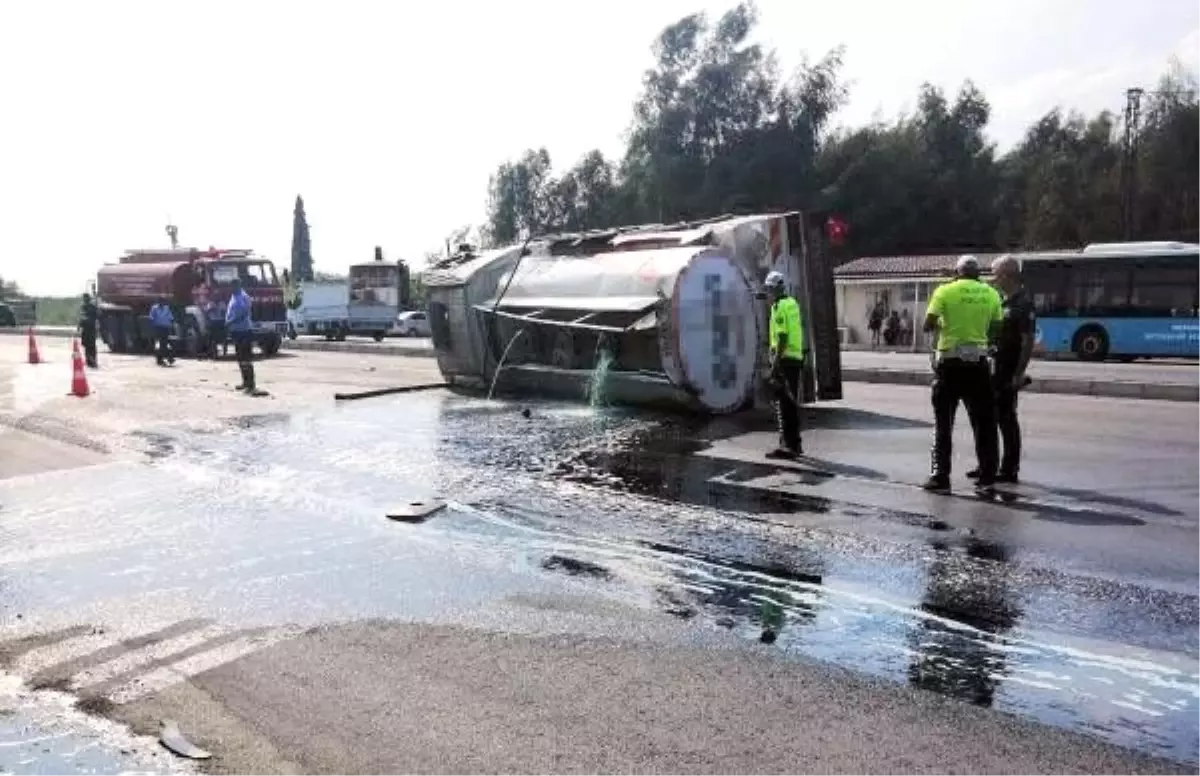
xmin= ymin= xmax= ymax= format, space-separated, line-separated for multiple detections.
xmin=1129 ymin=266 xmax=1199 ymax=317
xmin=1024 ymin=262 xmax=1070 ymax=316
xmin=1072 ymin=266 xmax=1130 ymax=316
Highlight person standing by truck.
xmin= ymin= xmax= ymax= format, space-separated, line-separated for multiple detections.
xmin=148 ymin=297 xmax=175 ymax=366
xmin=764 ymin=271 xmax=805 ymax=459
xmin=226 ymin=277 xmax=257 ymax=393
xmin=77 ymin=293 xmax=99 ymax=369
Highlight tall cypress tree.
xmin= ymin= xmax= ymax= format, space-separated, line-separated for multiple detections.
xmin=291 ymin=195 xmax=314 ymax=281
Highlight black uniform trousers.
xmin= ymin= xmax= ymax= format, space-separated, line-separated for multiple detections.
xmin=994 ymin=381 xmax=1021 ymax=477
xmin=232 ymin=330 xmax=256 ymax=390
xmin=775 ymin=357 xmax=804 ymax=452
xmin=153 ymin=325 xmax=174 ymax=365
xmin=930 ymin=357 xmax=999 ymax=482
xmin=80 ymin=325 xmax=98 ymax=368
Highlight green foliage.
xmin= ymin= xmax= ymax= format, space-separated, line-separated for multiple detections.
xmin=33 ymin=297 xmax=79 ymax=326
xmin=482 ymin=4 xmax=1199 ymax=254
xmin=291 ymin=195 xmax=314 ymax=281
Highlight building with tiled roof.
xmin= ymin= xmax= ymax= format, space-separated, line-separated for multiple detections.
xmin=833 ymin=252 xmax=1000 ymax=350
xmin=834 ymin=253 xmax=1002 ymax=280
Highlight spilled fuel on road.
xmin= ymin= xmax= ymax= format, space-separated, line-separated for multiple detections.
xmin=0 ymin=389 xmax=1196 ymax=769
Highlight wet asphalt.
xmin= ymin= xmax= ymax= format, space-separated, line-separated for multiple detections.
xmin=0 ymin=388 xmax=1197 ymax=771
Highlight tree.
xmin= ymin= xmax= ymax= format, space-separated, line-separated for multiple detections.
xmin=1135 ymin=60 xmax=1199 ymax=241
xmin=0 ymin=275 xmax=20 ymax=298
xmin=485 ymin=148 xmax=555 ymax=245
xmin=291 ymin=195 xmax=314 ymax=282
xmin=476 ymin=6 xmax=1199 ymax=257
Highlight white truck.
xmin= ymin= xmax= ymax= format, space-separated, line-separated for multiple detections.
xmin=287 ymin=281 xmax=350 ymax=340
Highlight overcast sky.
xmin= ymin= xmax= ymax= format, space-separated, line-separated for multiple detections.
xmin=1 ymin=0 xmax=1196 ymax=296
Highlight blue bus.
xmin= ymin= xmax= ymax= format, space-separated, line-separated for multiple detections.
xmin=1020 ymin=242 xmax=1199 ymax=361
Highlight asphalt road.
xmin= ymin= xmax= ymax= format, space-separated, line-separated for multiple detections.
xmin=282 ymin=334 xmax=1199 ymax=386
xmin=9 ymin=329 xmax=1197 ymax=391
xmin=843 ymin=348 xmax=1199 ymax=385
xmin=0 ymin=342 xmax=1195 ymax=774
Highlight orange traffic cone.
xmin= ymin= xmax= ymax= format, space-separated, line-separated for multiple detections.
xmin=27 ymin=327 xmax=41 ymax=364
xmin=70 ymin=339 xmax=90 ymax=398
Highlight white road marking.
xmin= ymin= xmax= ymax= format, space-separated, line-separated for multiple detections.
xmin=107 ymin=628 xmax=296 ymax=704
xmin=13 ymin=631 xmax=117 ymax=675
xmin=67 ymin=624 xmax=231 ymax=689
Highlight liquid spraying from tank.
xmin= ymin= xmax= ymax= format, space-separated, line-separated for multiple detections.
xmin=588 ymin=348 xmax=615 ymax=408
xmin=487 ymin=328 xmax=527 ymax=401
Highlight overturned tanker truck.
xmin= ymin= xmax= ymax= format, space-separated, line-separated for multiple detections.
xmin=423 ymin=212 xmax=843 ymax=414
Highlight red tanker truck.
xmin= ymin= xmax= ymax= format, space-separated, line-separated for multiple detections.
xmin=95 ymin=247 xmax=289 ymax=357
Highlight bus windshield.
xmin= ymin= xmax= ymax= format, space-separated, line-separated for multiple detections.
xmin=210 ymin=262 xmax=280 ymax=288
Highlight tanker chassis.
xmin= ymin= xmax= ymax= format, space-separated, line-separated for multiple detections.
xmin=94 ymin=248 xmax=289 ymax=358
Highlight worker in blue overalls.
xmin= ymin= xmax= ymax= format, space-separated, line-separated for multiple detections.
xmin=148 ymin=297 xmax=176 ymax=367
xmin=225 ymin=278 xmax=256 ymax=393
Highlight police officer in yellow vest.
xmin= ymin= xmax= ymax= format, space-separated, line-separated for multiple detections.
xmin=764 ymin=271 xmax=805 ymax=459
xmin=923 ymin=255 xmax=1003 ymax=495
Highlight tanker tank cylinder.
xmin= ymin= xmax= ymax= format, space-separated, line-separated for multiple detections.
xmin=662 ymin=252 xmax=761 ymax=414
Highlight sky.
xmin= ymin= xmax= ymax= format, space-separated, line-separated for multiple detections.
xmin=0 ymin=0 xmax=1196 ymax=296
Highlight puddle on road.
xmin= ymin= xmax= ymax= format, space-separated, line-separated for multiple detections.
xmin=0 ymin=391 xmax=1196 ymax=767
xmin=0 ymin=673 xmax=183 ymax=774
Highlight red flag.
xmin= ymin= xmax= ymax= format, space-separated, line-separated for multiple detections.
xmin=825 ymin=215 xmax=848 ymax=247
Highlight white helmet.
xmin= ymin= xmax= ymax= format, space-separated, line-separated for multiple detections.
xmin=764 ymin=271 xmax=786 ymax=290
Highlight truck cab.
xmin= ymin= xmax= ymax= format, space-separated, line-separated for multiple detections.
xmin=96 ymin=247 xmax=288 ymax=357
xmin=198 ymin=258 xmax=289 ymax=354
xmin=347 ymin=258 xmax=411 ymax=342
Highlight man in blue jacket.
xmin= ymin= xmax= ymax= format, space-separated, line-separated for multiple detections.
xmin=225 ymin=277 xmax=256 ymax=392
xmin=148 ymin=297 xmax=175 ymax=366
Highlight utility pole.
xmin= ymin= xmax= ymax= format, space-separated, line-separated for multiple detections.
xmin=1119 ymin=87 xmax=1144 ymax=241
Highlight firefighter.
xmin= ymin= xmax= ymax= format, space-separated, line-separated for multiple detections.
xmin=148 ymin=297 xmax=176 ymax=366
xmin=967 ymin=255 xmax=1036 ymax=484
xmin=764 ymin=270 xmax=805 ymax=459
xmin=922 ymin=255 xmax=1003 ymax=495
xmin=77 ymin=293 xmax=99 ymax=369
xmin=225 ymin=277 xmax=257 ymax=393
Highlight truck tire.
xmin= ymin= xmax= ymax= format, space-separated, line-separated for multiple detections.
xmin=102 ymin=314 xmax=120 ymax=353
xmin=181 ymin=316 xmax=202 ymax=358
xmin=260 ymin=335 xmax=282 ymax=357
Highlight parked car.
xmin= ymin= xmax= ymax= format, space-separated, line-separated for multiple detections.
xmin=391 ymin=310 xmax=431 ymax=338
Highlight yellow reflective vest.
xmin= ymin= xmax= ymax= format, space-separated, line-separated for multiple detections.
xmin=769 ymin=296 xmax=804 ymax=360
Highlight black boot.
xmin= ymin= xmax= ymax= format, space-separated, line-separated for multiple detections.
xmin=922 ymin=474 xmax=951 ymax=492
xmin=244 ymin=362 xmax=258 ymax=395
xmin=235 ymin=363 xmax=250 ymax=391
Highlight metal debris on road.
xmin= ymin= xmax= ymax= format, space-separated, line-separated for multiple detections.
xmin=386 ymin=500 xmax=448 ymax=523
xmin=158 ymin=720 xmax=211 ymax=760
xmin=334 ymin=383 xmax=449 ymax=401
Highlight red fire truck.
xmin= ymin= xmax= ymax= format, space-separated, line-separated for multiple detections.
xmin=94 ymin=247 xmax=289 ymax=357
